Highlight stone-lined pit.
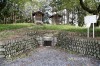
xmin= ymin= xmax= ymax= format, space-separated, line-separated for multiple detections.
xmin=44 ymin=41 xmax=52 ymax=46
xmin=36 ymin=34 xmax=57 ymax=47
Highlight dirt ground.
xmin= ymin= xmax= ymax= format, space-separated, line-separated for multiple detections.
xmin=1 ymin=47 xmax=100 ymax=66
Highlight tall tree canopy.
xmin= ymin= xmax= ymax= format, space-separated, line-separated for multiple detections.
xmin=79 ymin=0 xmax=100 ymax=14
xmin=50 ymin=0 xmax=80 ymax=11
xmin=79 ymin=0 xmax=100 ymax=26
xmin=0 ymin=0 xmax=7 ymax=11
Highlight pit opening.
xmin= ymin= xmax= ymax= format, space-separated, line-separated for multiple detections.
xmin=44 ymin=41 xmax=52 ymax=46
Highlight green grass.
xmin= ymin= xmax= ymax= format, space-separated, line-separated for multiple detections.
xmin=0 ymin=23 xmax=33 ymax=31
xmin=32 ymin=24 xmax=97 ymax=33
xmin=32 ymin=24 xmax=100 ymax=33
xmin=0 ymin=23 xmax=100 ymax=40
xmin=33 ymin=24 xmax=79 ymax=30
xmin=0 ymin=23 xmax=100 ymax=33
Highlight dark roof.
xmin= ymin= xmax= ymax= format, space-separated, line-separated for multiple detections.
xmin=49 ymin=14 xmax=62 ymax=18
xmin=32 ymin=11 xmax=44 ymax=16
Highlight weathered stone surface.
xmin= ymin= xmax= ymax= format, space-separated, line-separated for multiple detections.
xmin=57 ymin=32 xmax=100 ymax=59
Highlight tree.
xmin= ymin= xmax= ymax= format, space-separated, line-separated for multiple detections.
xmin=0 ymin=0 xmax=48 ymax=24
xmin=50 ymin=0 xmax=86 ymax=26
xmin=0 ymin=0 xmax=7 ymax=11
xmin=79 ymin=0 xmax=100 ymax=26
xmin=50 ymin=0 xmax=64 ymax=12
xmin=0 ymin=0 xmax=34 ymax=24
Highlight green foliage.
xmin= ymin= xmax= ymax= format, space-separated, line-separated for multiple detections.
xmin=0 ymin=0 xmax=7 ymax=11
xmin=83 ymin=0 xmax=98 ymax=11
xmin=62 ymin=0 xmax=80 ymax=10
xmin=50 ymin=0 xmax=86 ymax=26
xmin=0 ymin=0 xmax=47 ymax=24
xmin=50 ymin=0 xmax=80 ymax=11
xmin=79 ymin=0 xmax=100 ymax=26
xmin=50 ymin=0 xmax=63 ymax=11
xmin=77 ymin=6 xmax=86 ymax=26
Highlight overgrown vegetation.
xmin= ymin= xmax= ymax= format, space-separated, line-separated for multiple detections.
xmin=0 ymin=23 xmax=100 ymax=40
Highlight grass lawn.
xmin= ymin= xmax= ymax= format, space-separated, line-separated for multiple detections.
xmin=0 ymin=23 xmax=99 ymax=34
xmin=32 ymin=24 xmax=100 ymax=33
xmin=0 ymin=23 xmax=100 ymax=40
xmin=0 ymin=23 xmax=33 ymax=31
xmin=0 ymin=23 xmax=100 ymax=33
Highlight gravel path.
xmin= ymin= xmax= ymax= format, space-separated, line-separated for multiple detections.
xmin=1 ymin=47 xmax=100 ymax=66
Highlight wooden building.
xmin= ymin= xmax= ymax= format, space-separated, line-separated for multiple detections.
xmin=50 ymin=14 xmax=62 ymax=24
xmin=32 ymin=11 xmax=44 ymax=24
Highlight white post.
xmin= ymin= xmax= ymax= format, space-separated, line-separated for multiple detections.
xmin=87 ymin=27 xmax=89 ymax=38
xmin=93 ymin=23 xmax=95 ymax=38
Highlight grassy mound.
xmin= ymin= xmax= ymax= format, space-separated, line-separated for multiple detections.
xmin=0 ymin=23 xmax=33 ymax=31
